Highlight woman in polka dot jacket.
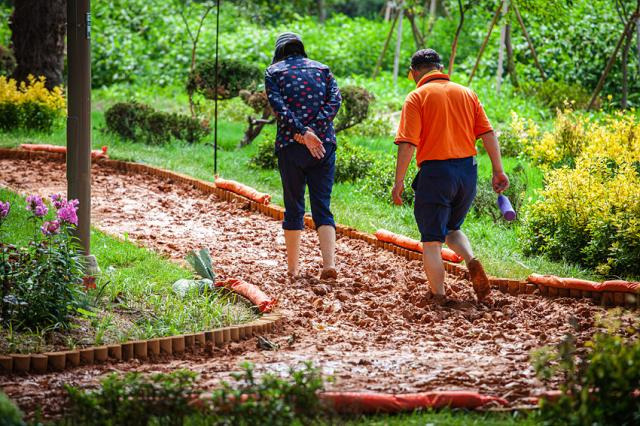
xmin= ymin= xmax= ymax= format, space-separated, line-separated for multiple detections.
xmin=265 ymin=32 xmax=342 ymax=280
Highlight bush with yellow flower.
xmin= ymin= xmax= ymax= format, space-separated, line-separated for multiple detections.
xmin=521 ymin=108 xmax=640 ymax=277
xmin=0 ymin=75 xmax=66 ymax=132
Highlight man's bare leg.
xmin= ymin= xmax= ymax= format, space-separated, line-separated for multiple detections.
xmin=445 ymin=230 xmax=474 ymax=263
xmin=284 ymin=230 xmax=301 ymax=276
xmin=423 ymin=242 xmax=445 ymax=296
xmin=446 ymin=230 xmax=490 ymax=300
xmin=318 ymin=225 xmax=337 ymax=279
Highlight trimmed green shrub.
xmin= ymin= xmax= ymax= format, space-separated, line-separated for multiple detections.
xmin=250 ymin=130 xmax=278 ymax=170
xmin=519 ymin=79 xmax=596 ymax=111
xmin=250 ymin=134 xmax=374 ymax=184
xmin=335 ymin=85 xmax=375 ymax=133
xmin=361 ymin=155 xmax=417 ymax=205
xmin=104 ymin=102 xmax=210 ymax=145
xmin=0 ymin=45 xmax=16 ymax=77
xmin=532 ymin=316 xmax=640 ymax=426
xmin=187 ymin=59 xmax=262 ymax=101
xmin=0 ymin=102 xmax=20 ymax=132
xmin=343 ymin=115 xmax=393 ymax=138
xmin=104 ymin=101 xmax=152 ymax=140
xmin=472 ymin=164 xmax=528 ymax=223
xmin=334 ymin=137 xmax=375 ymax=183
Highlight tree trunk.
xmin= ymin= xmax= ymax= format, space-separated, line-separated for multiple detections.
xmin=372 ymin=9 xmax=400 ymax=79
xmin=427 ymin=0 xmax=437 ymax=35
xmin=621 ymin=24 xmax=633 ymax=109
xmin=496 ymin=0 xmax=508 ymax=92
xmin=240 ymin=112 xmax=275 ymax=147
xmin=467 ymin=2 xmax=502 ymax=86
xmin=318 ymin=0 xmax=326 ymax=24
xmin=506 ymin=22 xmax=519 ymax=88
xmin=513 ymin=1 xmax=547 ymax=81
xmin=10 ymin=0 xmax=66 ymax=89
xmin=407 ymin=12 xmax=425 ymax=49
xmin=448 ymin=0 xmax=465 ymax=76
xmin=393 ymin=2 xmax=405 ymax=86
xmin=636 ymin=16 xmax=640 ymax=76
xmin=588 ymin=8 xmax=638 ymax=110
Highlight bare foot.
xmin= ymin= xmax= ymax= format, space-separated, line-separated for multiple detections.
xmin=287 ymin=270 xmax=300 ymax=279
xmin=467 ymin=258 xmax=490 ymax=301
xmin=320 ymin=268 xmax=337 ymax=280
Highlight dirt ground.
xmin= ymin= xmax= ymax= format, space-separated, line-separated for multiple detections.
xmin=0 ymin=158 xmax=619 ymax=417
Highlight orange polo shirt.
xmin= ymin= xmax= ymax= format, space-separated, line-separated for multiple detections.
xmin=395 ymin=72 xmax=493 ymax=164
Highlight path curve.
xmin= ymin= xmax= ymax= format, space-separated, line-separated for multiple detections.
xmin=0 ymin=157 xmax=611 ymax=417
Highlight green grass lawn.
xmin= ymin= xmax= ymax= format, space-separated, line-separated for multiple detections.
xmin=345 ymin=409 xmax=539 ymax=426
xmin=0 ymin=87 xmax=597 ymax=281
xmin=0 ymin=188 xmax=257 ymax=354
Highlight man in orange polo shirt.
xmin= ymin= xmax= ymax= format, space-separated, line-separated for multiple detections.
xmin=392 ymin=49 xmax=509 ymax=303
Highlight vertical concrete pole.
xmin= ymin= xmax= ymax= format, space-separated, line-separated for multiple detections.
xmin=67 ymin=0 xmax=98 ymax=273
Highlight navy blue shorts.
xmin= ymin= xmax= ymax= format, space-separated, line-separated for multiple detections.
xmin=412 ymin=156 xmax=477 ymax=243
xmin=277 ymin=142 xmax=336 ymax=231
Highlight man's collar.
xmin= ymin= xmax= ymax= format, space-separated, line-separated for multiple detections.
xmin=416 ymin=71 xmax=450 ymax=87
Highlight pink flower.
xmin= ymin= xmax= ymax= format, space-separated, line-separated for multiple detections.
xmin=41 ymin=220 xmax=60 ymax=236
xmin=57 ymin=199 xmax=79 ymax=226
xmin=26 ymin=195 xmax=48 ymax=218
xmin=50 ymin=194 xmax=65 ymax=210
xmin=0 ymin=201 xmax=9 ymax=219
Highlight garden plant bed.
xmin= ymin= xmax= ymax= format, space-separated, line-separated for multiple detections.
xmin=0 ymin=153 xmax=636 ymax=419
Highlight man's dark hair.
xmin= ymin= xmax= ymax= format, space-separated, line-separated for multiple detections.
xmin=410 ymin=49 xmax=442 ymax=71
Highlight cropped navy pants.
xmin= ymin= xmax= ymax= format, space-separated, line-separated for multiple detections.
xmin=277 ymin=142 xmax=336 ymax=231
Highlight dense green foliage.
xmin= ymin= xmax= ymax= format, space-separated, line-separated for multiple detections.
xmin=250 ymin=134 xmax=375 ymax=184
xmin=0 ymin=391 xmax=24 ymax=426
xmin=335 ymin=85 xmax=376 ymax=133
xmin=472 ymin=163 xmax=528 ymax=223
xmin=532 ymin=316 xmax=640 ymax=426
xmin=64 ymin=362 xmax=327 ymax=425
xmin=65 ymin=370 xmax=201 ymax=425
xmin=0 ymin=45 xmax=15 ymax=77
xmin=187 ymin=59 xmax=262 ymax=101
xmin=105 ymin=101 xmax=210 ymax=144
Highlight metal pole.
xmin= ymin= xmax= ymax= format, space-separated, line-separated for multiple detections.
xmin=214 ymin=0 xmax=220 ymax=175
xmin=67 ymin=0 xmax=98 ymax=274
xmin=496 ymin=0 xmax=508 ymax=92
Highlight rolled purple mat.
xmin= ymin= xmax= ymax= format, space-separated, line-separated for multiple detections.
xmin=497 ymin=194 xmax=516 ymax=221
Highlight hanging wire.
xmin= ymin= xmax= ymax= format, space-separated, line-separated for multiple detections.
xmin=214 ymin=0 xmax=220 ymax=175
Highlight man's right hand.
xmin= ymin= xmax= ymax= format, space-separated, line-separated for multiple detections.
xmin=295 ymin=129 xmax=325 ymax=159
xmin=492 ymin=171 xmax=510 ymax=193
xmin=392 ymin=180 xmax=405 ymax=205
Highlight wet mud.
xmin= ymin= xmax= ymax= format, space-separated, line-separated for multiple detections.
xmin=0 ymin=158 xmax=619 ymax=417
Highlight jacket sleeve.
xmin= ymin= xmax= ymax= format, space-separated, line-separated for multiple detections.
xmin=311 ymin=70 xmax=342 ymax=132
xmin=265 ymin=68 xmax=308 ymax=135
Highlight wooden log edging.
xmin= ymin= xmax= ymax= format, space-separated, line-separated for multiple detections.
xmin=0 ymin=148 xmax=636 ymax=314
xmin=0 ymin=313 xmax=284 ymax=375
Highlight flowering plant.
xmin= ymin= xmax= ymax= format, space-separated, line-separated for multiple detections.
xmin=0 ymin=193 xmax=84 ymax=330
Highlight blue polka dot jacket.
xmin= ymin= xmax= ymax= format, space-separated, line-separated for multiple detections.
xmin=265 ymin=55 xmax=342 ymax=152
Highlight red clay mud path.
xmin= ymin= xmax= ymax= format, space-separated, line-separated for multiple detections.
xmin=0 ymin=158 xmax=615 ymax=417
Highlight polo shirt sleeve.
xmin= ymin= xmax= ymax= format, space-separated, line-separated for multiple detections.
xmin=473 ymin=94 xmax=493 ymax=138
xmin=394 ymin=92 xmax=421 ymax=146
